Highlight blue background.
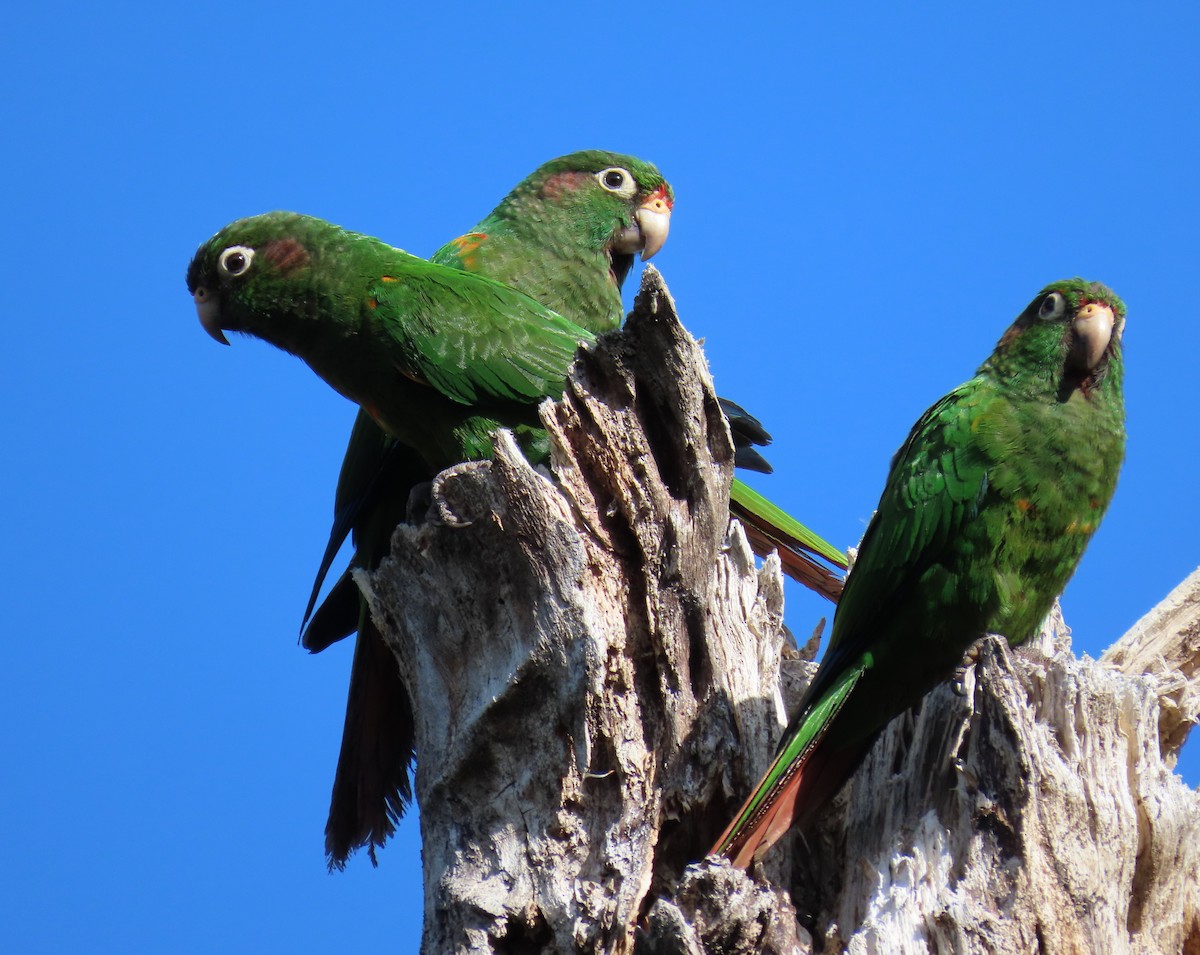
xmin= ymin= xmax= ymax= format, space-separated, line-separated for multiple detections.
xmin=4 ymin=3 xmax=1197 ymax=951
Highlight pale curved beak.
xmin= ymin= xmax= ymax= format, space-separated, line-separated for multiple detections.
xmin=635 ymin=190 xmax=672 ymax=261
xmin=195 ymin=288 xmax=229 ymax=345
xmin=1072 ymin=302 xmax=1115 ymax=371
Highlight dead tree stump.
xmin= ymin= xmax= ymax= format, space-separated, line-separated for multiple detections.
xmin=358 ymin=270 xmax=1200 ymax=954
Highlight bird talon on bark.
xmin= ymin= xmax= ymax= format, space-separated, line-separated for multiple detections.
xmin=952 ymin=634 xmax=1001 ymax=696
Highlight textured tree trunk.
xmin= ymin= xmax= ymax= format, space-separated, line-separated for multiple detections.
xmin=358 ymin=270 xmax=1200 ymax=954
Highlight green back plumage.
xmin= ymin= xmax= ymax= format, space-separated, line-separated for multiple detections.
xmin=826 ymin=279 xmax=1125 ymax=689
xmin=324 ymin=150 xmax=675 ymax=567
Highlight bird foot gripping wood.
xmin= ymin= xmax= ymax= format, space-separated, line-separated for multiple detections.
xmin=427 ymin=462 xmax=497 ymax=527
xmin=952 ymin=635 xmax=996 ymax=697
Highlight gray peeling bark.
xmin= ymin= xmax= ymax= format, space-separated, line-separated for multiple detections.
xmin=357 ymin=269 xmax=1200 ymax=954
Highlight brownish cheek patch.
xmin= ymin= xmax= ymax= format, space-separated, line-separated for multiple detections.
xmin=380 ymin=276 xmax=397 ymax=283
xmin=541 ymin=171 xmax=588 ymax=200
xmin=997 ymin=324 xmax=1025 ymax=350
xmin=263 ymin=238 xmax=310 ymax=273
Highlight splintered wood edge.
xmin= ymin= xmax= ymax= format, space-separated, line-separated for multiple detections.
xmin=1102 ymin=566 xmax=1200 ymax=758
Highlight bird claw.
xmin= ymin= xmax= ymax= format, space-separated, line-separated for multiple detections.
xmin=951 ymin=635 xmax=992 ymax=697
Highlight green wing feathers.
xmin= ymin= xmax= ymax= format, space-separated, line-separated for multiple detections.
xmin=369 ymin=263 xmax=594 ymax=406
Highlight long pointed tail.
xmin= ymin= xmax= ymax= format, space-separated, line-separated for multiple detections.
xmin=300 ymin=411 xmax=399 ymax=638
xmin=323 ymin=614 xmax=415 ymax=870
xmin=711 ymin=658 xmax=868 ymax=866
xmin=729 ymin=479 xmax=846 ymax=602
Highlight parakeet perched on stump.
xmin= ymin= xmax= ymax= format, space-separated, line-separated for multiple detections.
xmin=303 ymin=152 xmax=682 ymax=868
xmin=304 ymin=151 xmax=678 ymax=656
xmin=710 ymin=279 xmax=1126 ymax=867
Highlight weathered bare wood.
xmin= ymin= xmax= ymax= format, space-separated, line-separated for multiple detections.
xmin=1102 ymin=567 xmax=1200 ymax=763
xmin=359 ymin=270 xmax=794 ymax=952
xmin=784 ymin=613 xmax=1200 ymax=954
xmin=357 ymin=269 xmax=1200 ymax=954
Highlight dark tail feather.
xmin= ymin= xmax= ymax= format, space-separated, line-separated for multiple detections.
xmin=719 ymin=396 xmax=773 ymax=448
xmin=719 ymin=397 xmax=774 ymax=474
xmin=300 ymin=512 xmax=356 ymax=640
xmin=301 ymin=434 xmax=422 ymax=641
xmin=301 ymin=569 xmax=360 ymax=653
xmin=733 ymin=446 xmax=774 ymax=475
xmin=323 ymin=617 xmax=415 ymax=870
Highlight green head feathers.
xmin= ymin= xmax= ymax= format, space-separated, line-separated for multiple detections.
xmin=487 ymin=150 xmax=673 ymax=268
xmin=984 ymin=278 xmax=1125 ymax=398
xmin=187 ymin=211 xmax=383 ymax=346
xmin=508 ymin=149 xmax=673 ymax=208
xmin=429 ymin=150 xmax=675 ymax=334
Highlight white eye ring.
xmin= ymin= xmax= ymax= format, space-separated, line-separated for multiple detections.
xmin=1038 ymin=291 xmax=1066 ymax=320
xmin=219 ymin=245 xmax=255 ymax=277
xmin=596 ymin=166 xmax=636 ymax=197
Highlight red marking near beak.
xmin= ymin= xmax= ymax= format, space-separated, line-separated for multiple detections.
xmin=646 ymin=184 xmax=673 ymax=210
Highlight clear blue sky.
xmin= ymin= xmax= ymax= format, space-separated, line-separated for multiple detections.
xmin=4 ymin=3 xmax=1197 ymax=951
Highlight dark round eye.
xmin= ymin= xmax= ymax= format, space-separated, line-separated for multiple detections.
xmin=596 ymin=166 xmax=635 ymax=196
xmin=219 ymin=245 xmax=255 ymax=277
xmin=1038 ymin=291 xmax=1066 ymax=320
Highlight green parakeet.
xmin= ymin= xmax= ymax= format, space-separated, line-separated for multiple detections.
xmin=299 ymin=152 xmax=685 ymax=868
xmin=187 ymin=205 xmax=664 ymax=866
xmin=710 ymin=279 xmax=1126 ymax=867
